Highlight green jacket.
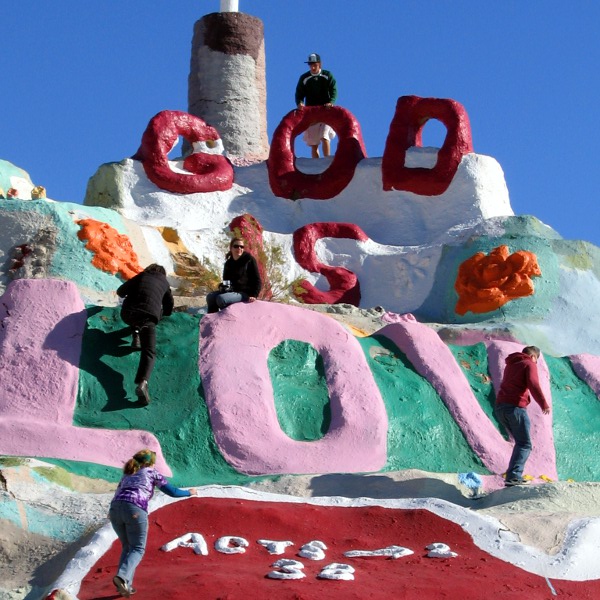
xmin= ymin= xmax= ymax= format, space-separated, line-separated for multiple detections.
xmin=295 ymin=69 xmax=337 ymax=106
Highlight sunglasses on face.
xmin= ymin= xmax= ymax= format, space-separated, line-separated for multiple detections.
xmin=232 ymin=244 xmax=244 ymax=249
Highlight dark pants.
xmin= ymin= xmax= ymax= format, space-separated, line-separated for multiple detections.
xmin=121 ymin=309 xmax=157 ymax=383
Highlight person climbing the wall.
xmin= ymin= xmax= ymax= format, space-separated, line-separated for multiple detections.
xmin=295 ymin=52 xmax=338 ymax=158
xmin=494 ymin=346 xmax=551 ymax=486
xmin=206 ymin=237 xmax=261 ymax=313
xmin=117 ymin=263 xmax=174 ymax=406
xmin=109 ymin=449 xmax=198 ymax=597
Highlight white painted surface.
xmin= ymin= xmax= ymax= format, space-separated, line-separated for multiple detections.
xmin=220 ymin=0 xmax=239 ymax=12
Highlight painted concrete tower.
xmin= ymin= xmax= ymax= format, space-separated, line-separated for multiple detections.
xmin=188 ymin=2 xmax=268 ymax=164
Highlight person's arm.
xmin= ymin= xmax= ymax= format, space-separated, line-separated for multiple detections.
xmin=159 ymin=482 xmax=198 ymax=498
xmin=328 ymin=71 xmax=337 ymax=105
xmin=248 ymin=256 xmax=262 ymax=299
xmin=222 ymin=260 xmax=232 ymax=283
xmin=116 ymin=278 xmax=132 ymax=298
xmin=527 ymin=363 xmax=550 ymax=413
xmin=295 ymin=75 xmax=305 ymax=107
xmin=162 ymin=288 xmax=174 ymax=317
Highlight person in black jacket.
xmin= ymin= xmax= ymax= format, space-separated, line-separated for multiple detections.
xmin=117 ymin=264 xmax=174 ymax=405
xmin=206 ymin=237 xmax=261 ymax=313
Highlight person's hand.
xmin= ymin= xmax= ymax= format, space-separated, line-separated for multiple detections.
xmin=296 ymin=102 xmax=305 ymax=110
xmin=189 ymin=488 xmax=198 ymax=496
xmin=542 ymin=408 xmax=551 ymax=415
xmin=248 ymin=297 xmax=257 ymax=303
xmin=324 ymin=102 xmax=333 ymax=108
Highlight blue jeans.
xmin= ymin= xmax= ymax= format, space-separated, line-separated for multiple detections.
xmin=494 ymin=404 xmax=532 ymax=480
xmin=109 ymin=500 xmax=148 ymax=588
xmin=206 ymin=291 xmax=247 ymax=313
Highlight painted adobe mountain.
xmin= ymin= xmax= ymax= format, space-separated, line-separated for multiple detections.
xmin=1 ymin=6 xmax=600 ymax=600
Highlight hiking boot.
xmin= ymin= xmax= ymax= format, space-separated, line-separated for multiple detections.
xmin=131 ymin=331 xmax=141 ymax=350
xmin=135 ymin=380 xmax=150 ymax=406
xmin=504 ymin=477 xmax=531 ymax=487
xmin=113 ymin=575 xmax=131 ymax=597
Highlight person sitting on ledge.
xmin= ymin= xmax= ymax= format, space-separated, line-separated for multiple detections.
xmin=206 ymin=237 xmax=261 ymax=313
xmin=295 ymin=52 xmax=338 ymax=158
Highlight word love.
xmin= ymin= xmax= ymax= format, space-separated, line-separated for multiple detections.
xmin=0 ymin=282 xmax=562 ymax=482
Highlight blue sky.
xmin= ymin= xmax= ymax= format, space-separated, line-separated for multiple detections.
xmin=3 ymin=1 xmax=599 ymax=246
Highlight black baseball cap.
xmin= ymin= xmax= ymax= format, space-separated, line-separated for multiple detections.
xmin=306 ymin=53 xmax=321 ymax=64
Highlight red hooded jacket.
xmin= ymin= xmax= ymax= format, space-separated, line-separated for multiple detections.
xmin=496 ymin=352 xmax=550 ymax=410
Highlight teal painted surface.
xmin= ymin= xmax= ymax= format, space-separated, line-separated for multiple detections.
xmin=76 ymin=308 xmax=256 ymax=487
xmin=448 ymin=343 xmax=499 ymax=428
xmin=24 ymin=504 xmax=88 ymax=542
xmin=0 ymin=159 xmax=33 ymax=191
xmin=548 ymin=356 xmax=600 ymax=481
xmin=417 ymin=215 xmax=561 ymax=324
xmin=359 ymin=335 xmax=488 ymax=474
xmin=0 ymin=498 xmax=23 ymax=528
xmin=268 ymin=340 xmax=331 ymax=441
xmin=0 ymin=198 xmax=130 ymax=293
xmin=41 ymin=459 xmax=122 ymax=483
xmin=0 ymin=495 xmax=86 ymax=541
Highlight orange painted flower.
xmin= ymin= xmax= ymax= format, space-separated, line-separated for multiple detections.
xmin=77 ymin=219 xmax=143 ymax=280
xmin=455 ymin=245 xmax=541 ymax=315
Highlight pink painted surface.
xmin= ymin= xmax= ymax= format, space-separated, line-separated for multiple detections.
xmin=377 ymin=314 xmax=558 ymax=481
xmin=199 ymin=301 xmax=387 ymax=474
xmin=382 ymin=95 xmax=473 ymax=195
xmin=134 ymin=110 xmax=234 ymax=194
xmin=0 ymin=279 xmax=170 ymax=474
xmin=570 ymin=354 xmax=600 ymax=397
xmin=268 ymin=105 xmax=367 ymax=200
xmin=293 ymin=222 xmax=368 ymax=306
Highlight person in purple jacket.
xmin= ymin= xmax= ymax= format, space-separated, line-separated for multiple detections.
xmin=494 ymin=346 xmax=551 ymax=487
xmin=109 ymin=449 xmax=197 ymax=597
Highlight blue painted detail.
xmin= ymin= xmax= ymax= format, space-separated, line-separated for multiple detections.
xmin=0 ymin=497 xmax=24 ymax=528
xmin=23 ymin=503 xmax=89 ymax=542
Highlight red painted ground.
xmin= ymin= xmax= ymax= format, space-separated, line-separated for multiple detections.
xmin=79 ymin=497 xmax=599 ymax=599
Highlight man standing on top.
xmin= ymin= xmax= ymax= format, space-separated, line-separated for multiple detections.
xmin=117 ymin=264 xmax=174 ymax=406
xmin=494 ymin=346 xmax=551 ymax=486
xmin=295 ymin=52 xmax=338 ymax=158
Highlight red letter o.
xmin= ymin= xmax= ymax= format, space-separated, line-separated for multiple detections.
xmin=268 ymin=106 xmax=367 ymax=200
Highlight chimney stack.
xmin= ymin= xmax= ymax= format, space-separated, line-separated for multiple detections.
xmin=188 ymin=11 xmax=268 ymax=164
